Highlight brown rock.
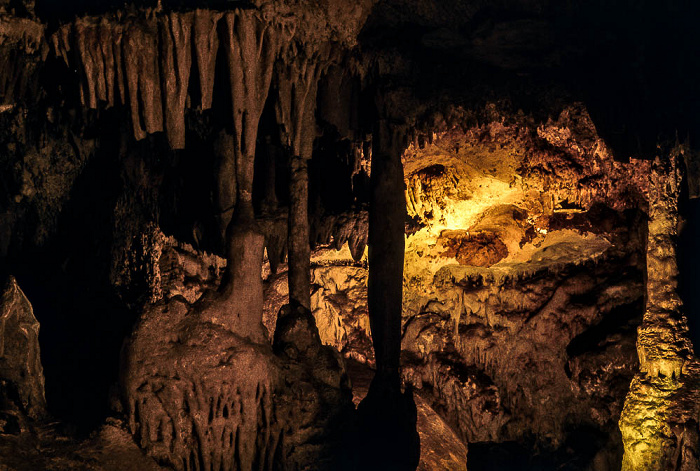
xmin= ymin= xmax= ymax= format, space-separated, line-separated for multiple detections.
xmin=0 ymin=276 xmax=46 ymax=421
xmin=438 ymin=230 xmax=508 ymax=267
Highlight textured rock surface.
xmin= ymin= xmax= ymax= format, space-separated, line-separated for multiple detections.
xmin=273 ymin=304 xmax=353 ymax=468
xmin=0 ymin=418 xmax=166 ymax=470
xmin=122 ymin=245 xmax=354 ymax=470
xmin=402 ymin=239 xmax=643 ymax=448
xmin=0 ymin=276 xmax=46 ymax=423
xmin=0 ymin=14 xmax=45 ymax=105
xmin=122 ymin=298 xmax=282 ymax=471
xmin=620 ymin=153 xmax=700 ymax=470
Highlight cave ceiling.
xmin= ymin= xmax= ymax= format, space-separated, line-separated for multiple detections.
xmin=2 ymin=0 xmax=698 ymax=161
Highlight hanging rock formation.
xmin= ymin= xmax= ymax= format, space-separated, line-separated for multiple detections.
xmin=114 ymin=4 xmax=366 ymax=468
xmin=122 ymin=10 xmax=283 ymax=466
xmin=0 ymin=14 xmax=45 ymax=105
xmin=160 ymin=12 xmax=193 ymax=149
xmin=275 ymin=46 xmax=328 ymax=309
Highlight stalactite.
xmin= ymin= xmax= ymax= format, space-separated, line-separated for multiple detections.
xmin=193 ymin=9 xmax=222 ymax=111
xmin=74 ymin=18 xmax=101 ymax=109
xmin=275 ymin=48 xmax=327 ymax=309
xmin=0 ymin=16 xmax=46 ymax=105
xmin=51 ymin=24 xmax=71 ymax=68
xmin=260 ymin=138 xmax=279 ymax=214
xmin=112 ymin=23 xmax=126 ymax=106
xmin=219 ymin=9 xmax=279 ymax=233
xmin=123 ymin=14 xmax=164 ymax=140
xmin=98 ymin=19 xmax=116 ymax=107
xmin=213 ymin=130 xmax=237 ymax=243
xmin=160 ymin=12 xmax=193 ymax=150
xmin=259 ymin=214 xmax=287 ymax=275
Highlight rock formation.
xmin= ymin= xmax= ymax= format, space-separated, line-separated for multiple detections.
xmin=0 ymin=276 xmax=46 ymax=427
xmin=619 ymin=151 xmax=700 ymax=470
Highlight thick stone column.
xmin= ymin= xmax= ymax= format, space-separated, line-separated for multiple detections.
xmin=368 ymin=119 xmax=406 ymax=381
xmin=215 ymin=9 xmax=279 ymax=330
xmin=620 ymin=153 xmax=700 ymax=470
xmin=356 ymin=118 xmax=419 ymax=471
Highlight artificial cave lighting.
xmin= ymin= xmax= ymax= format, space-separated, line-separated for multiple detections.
xmin=0 ymin=1 xmax=699 ymax=471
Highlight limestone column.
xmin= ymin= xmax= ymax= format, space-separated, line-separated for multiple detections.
xmin=204 ymin=9 xmax=280 ymax=338
xmin=288 ymin=155 xmax=311 ymax=308
xmin=275 ymin=51 xmax=325 ymax=310
xmin=620 ymin=152 xmax=700 ymax=470
xmin=356 ymin=117 xmax=419 ymax=471
xmin=368 ymin=118 xmax=406 ymax=381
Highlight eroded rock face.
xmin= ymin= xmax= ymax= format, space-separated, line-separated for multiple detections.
xmin=438 ymin=230 xmax=508 ymax=267
xmin=121 ymin=242 xmax=354 ymax=470
xmin=397 ymin=107 xmax=651 ymax=464
xmin=402 ymin=241 xmax=643 ymax=461
xmin=0 ymin=276 xmax=46 ymax=425
xmin=122 ymin=298 xmax=281 ymax=471
xmin=273 ymin=304 xmax=353 ymax=468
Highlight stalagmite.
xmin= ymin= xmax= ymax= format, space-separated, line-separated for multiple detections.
xmin=0 ymin=276 xmax=47 ymax=421
xmin=275 ymin=49 xmax=326 ymax=309
xmin=160 ymin=12 xmax=193 ymax=150
xmin=193 ymin=9 xmax=222 ymax=111
xmin=122 ymin=298 xmax=282 ymax=471
xmin=620 ymin=152 xmax=700 ymax=470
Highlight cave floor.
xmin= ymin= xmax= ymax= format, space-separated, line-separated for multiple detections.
xmin=0 ymin=361 xmax=467 ymax=471
xmin=0 ymin=417 xmax=163 ymax=471
xmin=347 ymin=360 xmax=469 ymax=471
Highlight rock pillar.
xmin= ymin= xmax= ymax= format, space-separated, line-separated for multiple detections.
xmin=357 ymin=118 xmax=420 ymax=471
xmin=620 ymin=153 xmax=700 ymax=470
xmin=367 ymin=119 xmax=406 ymax=381
xmin=275 ymin=51 xmax=325 ymax=310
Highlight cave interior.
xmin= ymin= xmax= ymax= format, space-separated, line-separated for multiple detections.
xmin=0 ymin=0 xmax=700 ymax=470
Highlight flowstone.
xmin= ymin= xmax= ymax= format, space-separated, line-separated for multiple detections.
xmin=122 ymin=274 xmax=354 ymax=470
xmin=122 ymin=297 xmax=281 ymax=471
